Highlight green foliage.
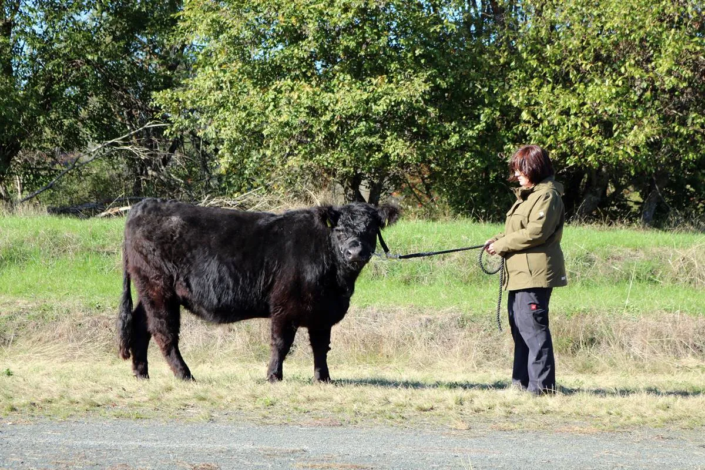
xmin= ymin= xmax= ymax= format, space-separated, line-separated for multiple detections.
xmin=0 ymin=0 xmax=188 ymax=202
xmin=157 ymin=0 xmax=507 ymax=203
xmin=508 ymin=0 xmax=704 ymax=170
xmin=29 ymin=159 xmax=131 ymax=209
xmin=503 ymin=0 xmax=705 ymax=221
xmin=2 ymin=0 xmax=704 ymax=223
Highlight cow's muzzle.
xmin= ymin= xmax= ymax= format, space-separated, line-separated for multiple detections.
xmin=344 ymin=243 xmax=371 ymax=263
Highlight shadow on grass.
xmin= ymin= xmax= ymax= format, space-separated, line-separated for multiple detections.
xmin=333 ymin=377 xmax=704 ymax=398
xmin=334 ymin=377 xmax=509 ymax=391
xmin=557 ymin=386 xmax=704 ymax=398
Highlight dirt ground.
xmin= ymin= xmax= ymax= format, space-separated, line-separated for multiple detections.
xmin=1 ymin=418 xmax=704 ymax=469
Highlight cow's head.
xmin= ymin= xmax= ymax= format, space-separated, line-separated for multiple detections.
xmin=319 ymin=203 xmax=400 ymax=267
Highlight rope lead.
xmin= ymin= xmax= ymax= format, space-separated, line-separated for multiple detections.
xmin=376 ymin=231 xmax=505 ymax=331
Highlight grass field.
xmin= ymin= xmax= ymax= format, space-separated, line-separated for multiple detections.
xmin=1 ymin=212 xmax=704 ymax=430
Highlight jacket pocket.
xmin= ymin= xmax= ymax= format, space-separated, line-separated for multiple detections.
xmin=527 ymin=252 xmax=549 ymax=278
xmin=507 ymin=252 xmax=531 ymax=277
xmin=526 ymin=253 xmax=533 ymax=276
xmin=505 ymin=212 xmax=529 ymax=235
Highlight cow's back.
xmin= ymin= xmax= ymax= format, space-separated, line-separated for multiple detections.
xmin=124 ymin=199 xmax=337 ymax=324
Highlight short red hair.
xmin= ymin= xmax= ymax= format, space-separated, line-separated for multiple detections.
xmin=509 ymin=145 xmax=554 ymax=184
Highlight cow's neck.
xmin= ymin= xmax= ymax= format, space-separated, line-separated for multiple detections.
xmin=335 ymin=264 xmax=363 ymax=297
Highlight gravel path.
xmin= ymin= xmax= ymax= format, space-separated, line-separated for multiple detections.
xmin=1 ymin=419 xmax=704 ymax=469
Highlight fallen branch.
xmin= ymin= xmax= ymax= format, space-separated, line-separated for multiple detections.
xmin=96 ymin=206 xmax=132 ymax=218
xmin=47 ymin=196 xmax=145 ymax=218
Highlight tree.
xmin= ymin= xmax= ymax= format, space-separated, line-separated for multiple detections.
xmin=0 ymin=0 xmax=189 ymax=202
xmin=1 ymin=0 xmax=101 ymax=198
xmin=504 ymin=0 xmax=705 ymax=224
xmin=158 ymin=0 xmax=507 ymax=205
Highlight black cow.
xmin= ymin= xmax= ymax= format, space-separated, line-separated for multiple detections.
xmin=117 ymin=198 xmax=399 ymax=382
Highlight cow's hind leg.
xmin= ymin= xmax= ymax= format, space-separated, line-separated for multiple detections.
xmin=131 ymin=301 xmax=151 ymax=379
xmin=308 ymin=327 xmax=332 ymax=382
xmin=147 ymin=299 xmax=194 ymax=381
xmin=267 ymin=318 xmax=298 ymax=382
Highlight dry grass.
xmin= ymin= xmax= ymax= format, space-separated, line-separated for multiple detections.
xmin=0 ymin=202 xmax=48 ymax=217
xmin=2 ymin=300 xmax=704 ymax=430
xmin=198 ymin=186 xmax=346 ymax=214
xmin=567 ymin=244 xmax=705 ymax=288
xmin=4 ymin=301 xmax=704 ymax=374
xmin=3 ymin=356 xmax=703 ymax=431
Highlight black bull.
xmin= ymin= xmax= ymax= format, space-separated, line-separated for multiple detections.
xmin=118 ymin=198 xmax=400 ymax=382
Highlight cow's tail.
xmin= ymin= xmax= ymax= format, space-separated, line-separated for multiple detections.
xmin=117 ymin=244 xmax=133 ymax=360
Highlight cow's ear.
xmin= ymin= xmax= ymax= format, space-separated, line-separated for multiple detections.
xmin=377 ymin=204 xmax=400 ymax=228
xmin=317 ymin=206 xmax=341 ymax=229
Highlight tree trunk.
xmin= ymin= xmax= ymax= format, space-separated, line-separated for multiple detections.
xmin=0 ymin=142 xmax=20 ymax=201
xmin=130 ymin=160 xmax=146 ymax=196
xmin=366 ymin=176 xmax=386 ymax=206
xmin=641 ymin=171 xmax=669 ymax=227
xmin=488 ymin=0 xmax=506 ymax=29
xmin=344 ymin=174 xmax=366 ymax=204
xmin=0 ymin=1 xmax=18 ymax=79
xmin=0 ymin=1 xmax=20 ymax=200
xmin=561 ymin=167 xmax=587 ymax=219
xmin=575 ymin=167 xmax=610 ymax=219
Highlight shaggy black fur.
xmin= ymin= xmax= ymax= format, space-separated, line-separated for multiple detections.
xmin=118 ymin=199 xmax=400 ymax=382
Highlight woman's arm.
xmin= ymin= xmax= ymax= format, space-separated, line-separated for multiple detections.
xmin=492 ymin=191 xmax=563 ymax=255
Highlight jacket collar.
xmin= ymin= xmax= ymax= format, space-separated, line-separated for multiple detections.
xmin=513 ymin=176 xmax=558 ymax=200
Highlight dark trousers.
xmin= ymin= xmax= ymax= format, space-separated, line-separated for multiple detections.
xmin=508 ymin=288 xmax=555 ymax=394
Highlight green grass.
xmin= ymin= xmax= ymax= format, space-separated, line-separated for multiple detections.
xmin=353 ymin=281 xmax=703 ymax=316
xmin=0 ymin=215 xmax=124 ymax=303
xmin=1 ymin=215 xmax=703 ymax=314
xmin=358 ymin=220 xmax=705 ymax=315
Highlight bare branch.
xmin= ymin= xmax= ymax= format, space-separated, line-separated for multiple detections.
xmin=18 ymin=123 xmax=168 ymax=204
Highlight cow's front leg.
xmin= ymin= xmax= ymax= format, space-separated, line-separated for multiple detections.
xmin=308 ymin=327 xmax=332 ymax=382
xmin=267 ymin=319 xmax=298 ymax=382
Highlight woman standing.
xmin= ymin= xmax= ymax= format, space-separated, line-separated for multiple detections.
xmin=486 ymin=145 xmax=567 ymax=395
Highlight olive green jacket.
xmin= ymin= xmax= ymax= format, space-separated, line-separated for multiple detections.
xmin=491 ymin=176 xmax=568 ymax=291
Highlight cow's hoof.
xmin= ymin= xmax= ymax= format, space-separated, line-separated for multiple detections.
xmin=133 ymin=372 xmax=149 ymax=380
xmin=314 ymin=375 xmax=331 ymax=383
xmin=267 ymin=373 xmax=283 ymax=383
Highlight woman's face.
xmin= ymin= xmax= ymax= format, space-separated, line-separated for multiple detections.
xmin=515 ymin=170 xmax=533 ymax=188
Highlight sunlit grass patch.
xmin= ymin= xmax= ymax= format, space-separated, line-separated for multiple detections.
xmin=1 ymin=355 xmax=703 ymax=430
xmin=1 ymin=302 xmax=705 ymax=429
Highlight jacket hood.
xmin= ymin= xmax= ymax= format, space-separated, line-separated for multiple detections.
xmin=536 ymin=176 xmax=564 ymax=196
xmin=514 ymin=176 xmax=564 ymax=199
